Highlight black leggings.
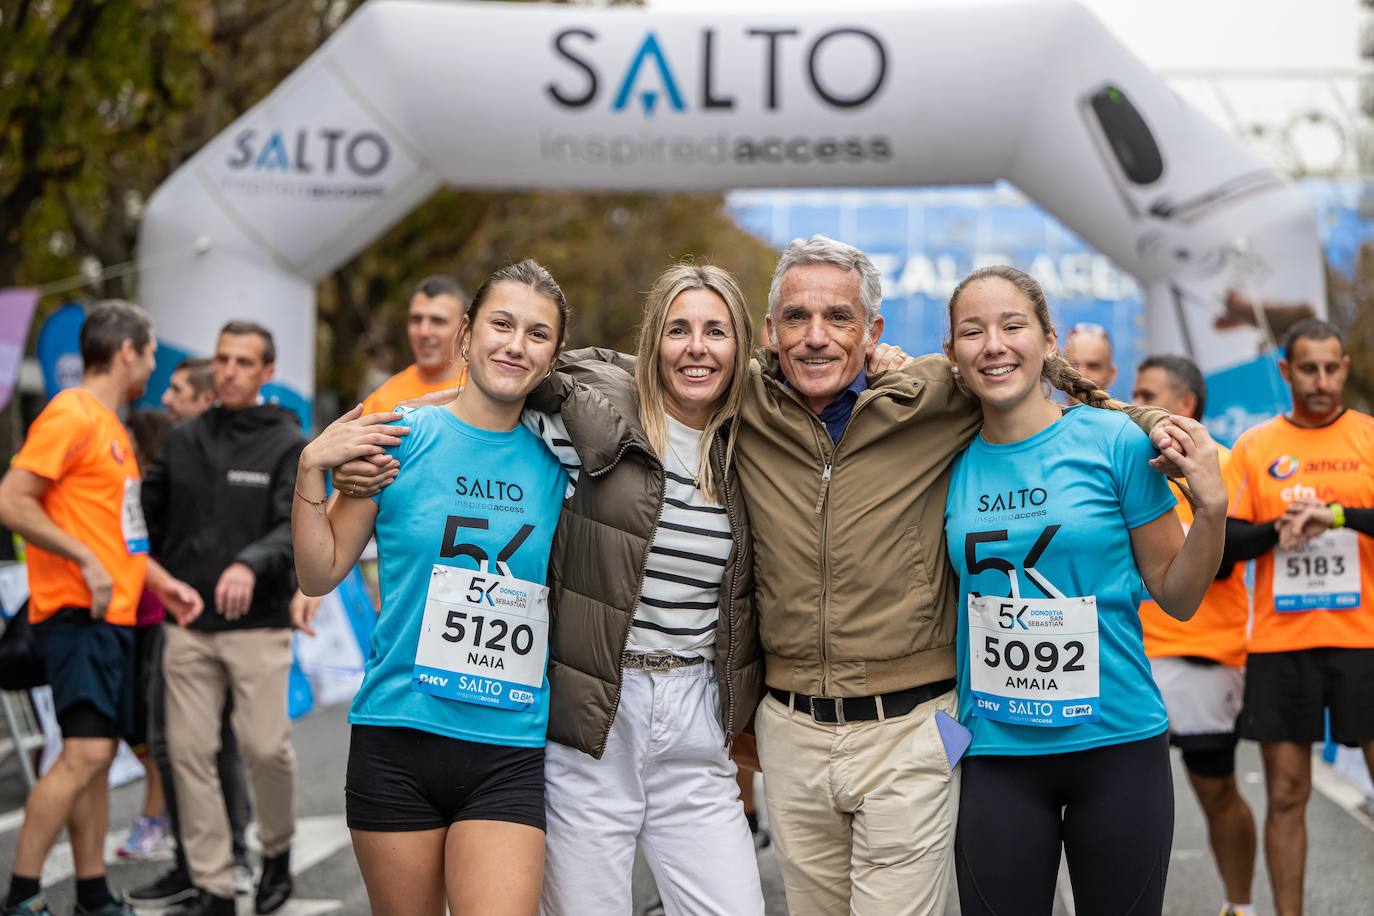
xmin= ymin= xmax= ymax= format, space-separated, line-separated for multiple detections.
xmin=956 ymin=731 xmax=1173 ymax=916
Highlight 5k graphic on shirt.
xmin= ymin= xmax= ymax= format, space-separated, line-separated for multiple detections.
xmin=946 ymin=407 xmax=1175 ymax=758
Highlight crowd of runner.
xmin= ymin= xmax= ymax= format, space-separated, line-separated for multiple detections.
xmin=0 ymin=235 xmax=1370 ymax=916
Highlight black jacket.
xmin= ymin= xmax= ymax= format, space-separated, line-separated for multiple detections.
xmin=143 ymin=403 xmax=306 ymax=631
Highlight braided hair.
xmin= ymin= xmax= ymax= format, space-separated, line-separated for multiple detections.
xmin=946 ymin=266 xmax=1129 ymax=412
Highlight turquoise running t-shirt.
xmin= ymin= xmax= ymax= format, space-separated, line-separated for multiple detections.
xmin=348 ymin=405 xmax=567 ymax=748
xmin=945 ymin=406 xmax=1175 ymax=757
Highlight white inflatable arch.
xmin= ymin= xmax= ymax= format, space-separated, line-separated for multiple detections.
xmin=138 ymin=0 xmax=1323 ymax=422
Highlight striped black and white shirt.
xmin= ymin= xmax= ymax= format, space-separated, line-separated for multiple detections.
xmin=522 ymin=410 xmax=732 ymax=659
xmin=626 ymin=417 xmax=732 ymax=660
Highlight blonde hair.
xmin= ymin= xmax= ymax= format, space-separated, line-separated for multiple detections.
xmin=946 ymin=265 xmax=1130 ymax=411
xmin=634 ymin=264 xmax=754 ymax=504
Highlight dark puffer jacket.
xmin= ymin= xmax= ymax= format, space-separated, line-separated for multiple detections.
xmin=529 ymin=351 xmax=764 ymax=759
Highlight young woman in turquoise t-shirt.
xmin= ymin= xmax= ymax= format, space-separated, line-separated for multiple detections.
xmin=942 ymin=266 xmax=1226 ymax=916
xmin=292 ymin=261 xmax=569 ymax=916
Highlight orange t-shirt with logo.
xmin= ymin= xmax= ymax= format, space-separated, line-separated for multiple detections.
xmin=13 ymin=389 xmax=148 ymax=627
xmin=360 ymin=364 xmax=466 ymax=417
xmin=1141 ymin=445 xmax=1250 ymax=667
xmin=1230 ymin=410 xmax=1374 ymax=653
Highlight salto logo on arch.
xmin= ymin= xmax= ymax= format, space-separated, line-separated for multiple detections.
xmin=216 ymin=126 xmax=395 ymax=204
xmin=545 ymin=26 xmax=888 ymax=117
xmin=539 ymin=25 xmax=895 ymax=169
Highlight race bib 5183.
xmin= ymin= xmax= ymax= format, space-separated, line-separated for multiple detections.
xmin=1273 ymin=529 xmax=1361 ymax=612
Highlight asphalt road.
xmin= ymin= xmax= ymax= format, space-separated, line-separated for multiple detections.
xmin=2 ymin=702 xmax=1372 ymax=915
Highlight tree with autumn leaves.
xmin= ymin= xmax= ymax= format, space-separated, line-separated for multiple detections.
xmin=1 ymin=0 xmax=1368 ymax=438
xmin=0 ymin=0 xmax=779 ymax=430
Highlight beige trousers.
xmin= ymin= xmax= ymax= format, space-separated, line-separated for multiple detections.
xmin=164 ymin=624 xmax=296 ymax=898
xmin=755 ymin=688 xmax=959 ymax=916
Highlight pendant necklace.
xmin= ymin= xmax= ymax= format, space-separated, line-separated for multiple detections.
xmin=665 ymin=435 xmax=701 ymax=490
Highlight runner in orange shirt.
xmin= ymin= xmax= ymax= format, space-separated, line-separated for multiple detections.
xmin=342 ymin=277 xmax=470 ymax=500
xmin=1132 ymin=355 xmax=1256 ymax=916
xmin=1224 ymin=319 xmax=1374 ymax=916
xmin=359 ymin=275 xmax=469 ymax=417
xmin=0 ymin=301 xmax=202 ymax=916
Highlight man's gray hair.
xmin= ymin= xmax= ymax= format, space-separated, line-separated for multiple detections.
xmin=768 ymin=235 xmax=884 ymax=330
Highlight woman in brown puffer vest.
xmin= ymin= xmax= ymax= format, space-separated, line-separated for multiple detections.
xmin=527 ymin=264 xmax=766 ymax=915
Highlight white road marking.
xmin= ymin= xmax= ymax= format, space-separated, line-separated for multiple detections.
xmin=1312 ymin=755 xmax=1374 ymax=833
xmin=251 ymin=814 xmax=351 ymax=874
xmin=131 ymin=900 xmax=341 ymax=916
xmin=18 ymin=814 xmax=351 ymax=893
xmin=0 ymin=807 xmax=24 ymax=835
xmin=1056 ymin=852 xmax=1076 ymax=916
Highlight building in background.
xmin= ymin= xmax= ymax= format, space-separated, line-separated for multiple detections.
xmin=727 ymin=178 xmax=1369 ymax=443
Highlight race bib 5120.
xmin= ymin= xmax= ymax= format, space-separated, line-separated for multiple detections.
xmin=412 ymin=564 xmax=549 ymax=711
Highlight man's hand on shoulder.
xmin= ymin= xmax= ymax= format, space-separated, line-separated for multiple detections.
xmin=333 ymin=454 xmax=398 ymax=499
xmin=868 ymin=343 xmax=917 ymax=375
xmin=215 ymin=562 xmax=256 ymax=620
xmin=1147 ymin=422 xmax=1185 ymax=478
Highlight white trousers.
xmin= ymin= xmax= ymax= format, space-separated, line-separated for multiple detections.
xmin=541 ymin=664 xmax=765 ymax=916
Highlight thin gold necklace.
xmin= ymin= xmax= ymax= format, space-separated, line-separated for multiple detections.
xmin=665 ymin=434 xmax=701 ymax=490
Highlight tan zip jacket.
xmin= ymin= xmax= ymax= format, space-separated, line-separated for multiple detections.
xmin=735 ymin=350 xmax=1165 ymax=698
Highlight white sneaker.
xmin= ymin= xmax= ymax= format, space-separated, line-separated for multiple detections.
xmin=232 ymin=864 xmax=254 ymax=897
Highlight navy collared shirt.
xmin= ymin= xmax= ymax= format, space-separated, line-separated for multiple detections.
xmin=815 ymin=369 xmax=867 ymax=444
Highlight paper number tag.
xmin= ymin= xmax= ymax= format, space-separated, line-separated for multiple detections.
xmin=967 ymin=595 xmax=1100 ymax=727
xmin=1273 ymin=529 xmax=1360 ymax=612
xmin=412 ymin=564 xmax=549 ymax=711
xmin=122 ymin=478 xmax=149 ymax=555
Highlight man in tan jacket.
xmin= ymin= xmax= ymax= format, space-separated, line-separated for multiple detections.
xmin=736 ymin=235 xmax=1167 ymax=916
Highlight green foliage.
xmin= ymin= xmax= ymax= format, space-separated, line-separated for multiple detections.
xmin=1 ymin=0 xmax=202 ymax=293
xmin=1328 ymin=246 xmax=1374 ymax=411
xmin=320 ymin=189 xmax=780 ymax=403
xmin=0 ymin=0 xmax=780 ymax=413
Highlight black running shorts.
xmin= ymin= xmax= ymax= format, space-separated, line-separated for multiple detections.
xmin=345 ymin=724 xmax=545 ymax=832
xmin=33 ymin=607 xmax=135 ymax=741
xmin=1239 ymin=647 xmax=1374 ymax=746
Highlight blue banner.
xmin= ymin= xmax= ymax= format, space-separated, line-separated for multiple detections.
xmin=35 ymin=302 xmax=85 ymax=398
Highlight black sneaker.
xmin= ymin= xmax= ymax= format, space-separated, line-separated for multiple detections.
xmin=166 ymin=889 xmax=235 ymax=916
xmin=255 ymin=850 xmax=292 ymax=915
xmin=1 ymin=896 xmax=54 ymax=916
xmin=72 ymin=901 xmax=134 ymax=916
xmin=124 ymin=868 xmax=196 ymax=907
